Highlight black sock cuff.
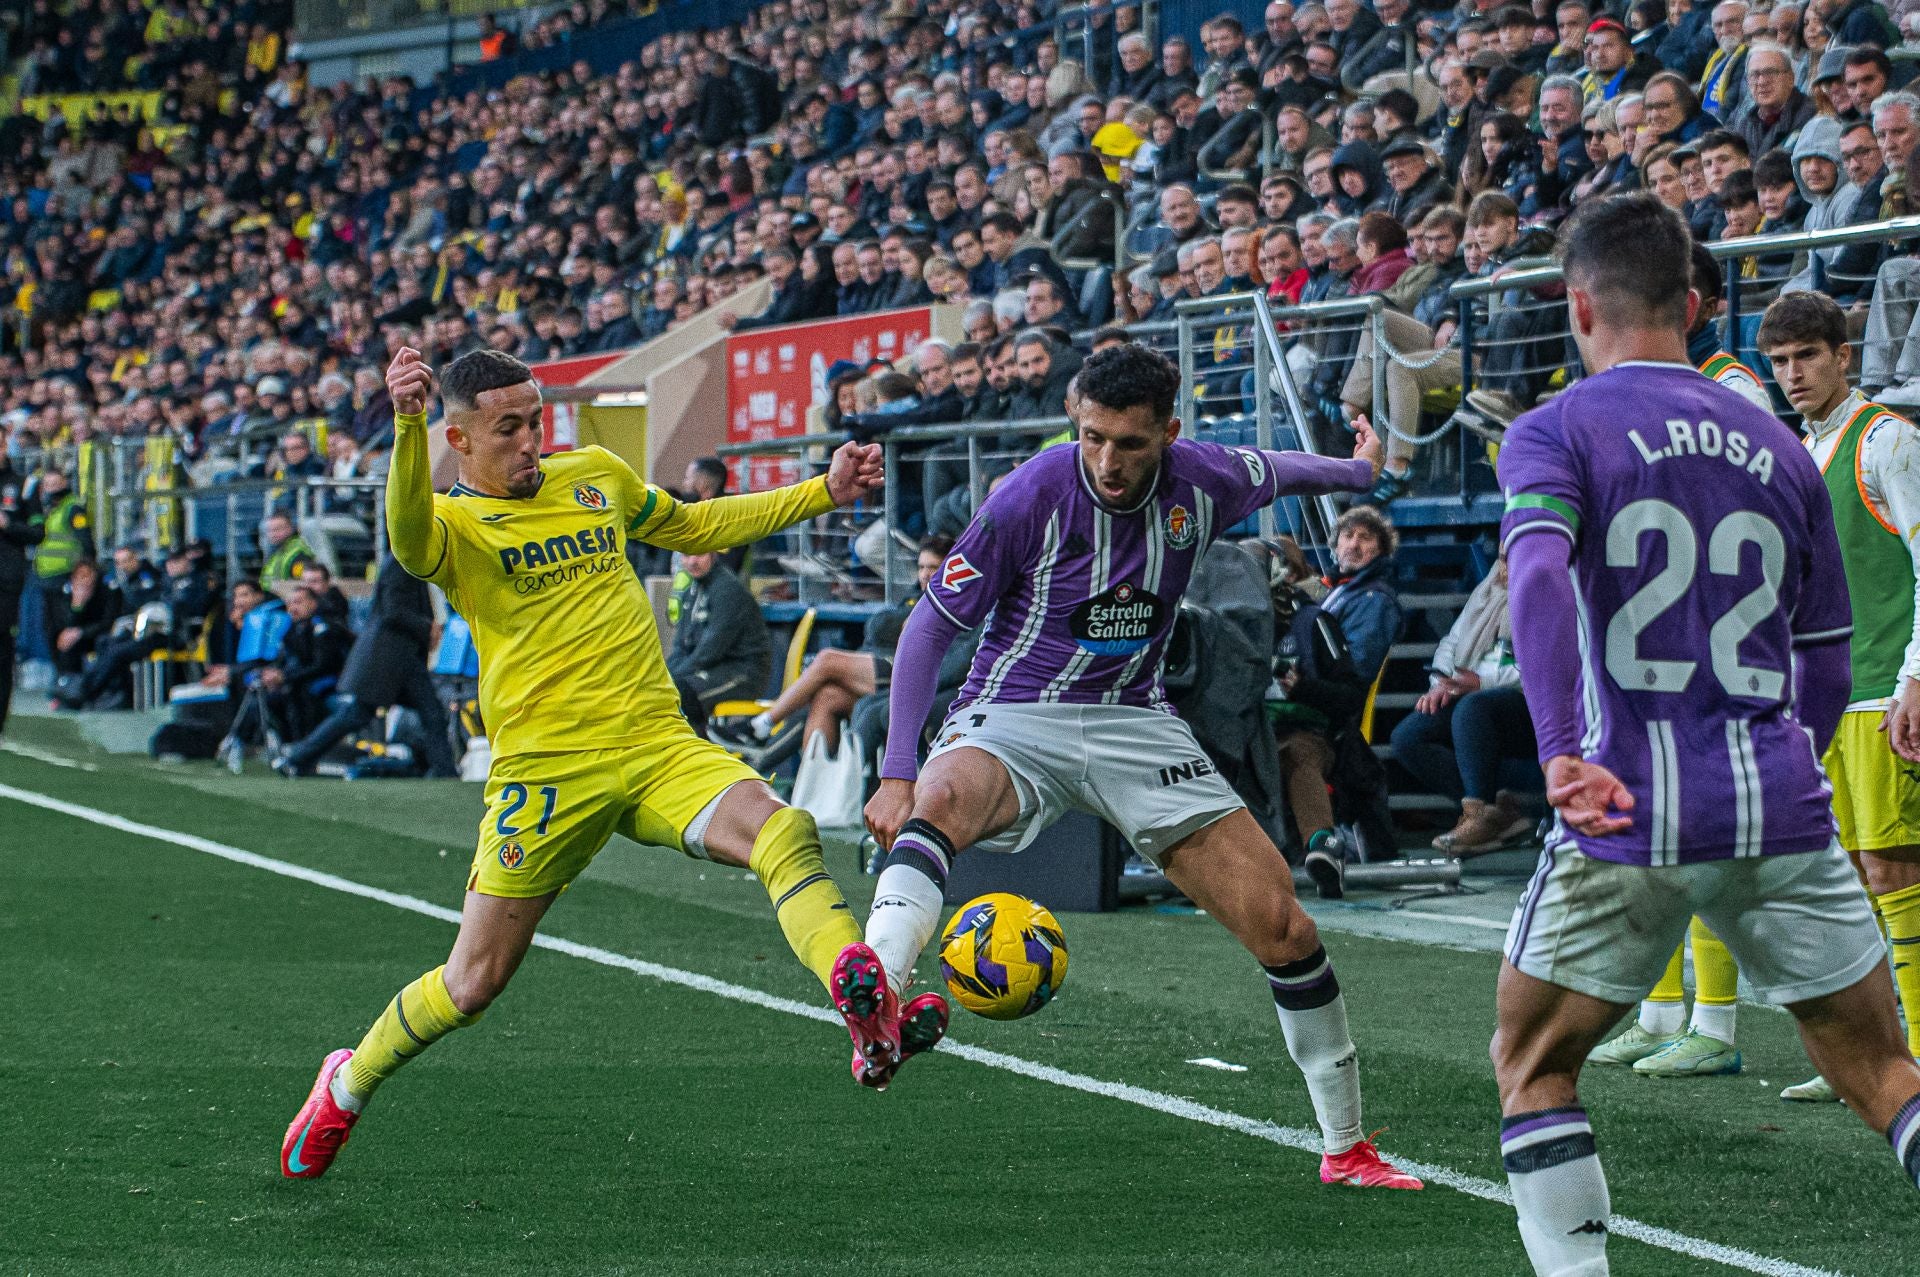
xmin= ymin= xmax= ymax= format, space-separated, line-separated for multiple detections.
xmin=883 ymin=843 xmax=949 ymax=888
xmin=1262 ymin=946 xmax=1330 ymax=981
xmin=899 ymin=817 xmax=957 ymax=861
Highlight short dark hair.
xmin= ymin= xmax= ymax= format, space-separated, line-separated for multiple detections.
xmin=1558 ymin=190 xmax=1693 ymax=331
xmin=1753 ymin=149 xmax=1795 ymax=189
xmin=1757 ymin=290 xmax=1849 ymax=354
xmin=690 ymin=456 xmax=728 ymax=491
xmin=1357 ymin=211 xmax=1408 ymax=255
xmin=1216 ymin=182 xmax=1258 ymax=207
xmin=1719 ymin=169 xmax=1758 ymax=208
xmin=981 ymin=211 xmax=1023 ymax=237
xmin=951 ymin=341 xmax=983 ymax=364
xmin=441 ymin=349 xmax=534 ymax=411
xmin=1076 ymin=342 xmax=1179 ymax=422
xmin=919 ymin=533 xmax=955 ymax=558
xmin=1091 ymin=325 xmax=1132 ymax=349
xmin=1699 ymin=129 xmax=1749 ymax=158
xmin=1845 ymin=47 xmax=1894 ymax=78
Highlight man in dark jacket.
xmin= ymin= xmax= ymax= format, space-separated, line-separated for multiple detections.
xmin=239 ymin=584 xmax=352 ymax=742
xmin=1007 ymin=331 xmax=1081 ymax=421
xmin=667 ymin=551 xmax=771 ymax=736
xmin=1727 ymin=44 xmax=1816 ymax=159
xmin=1322 ymin=505 xmax=1402 ymax=690
xmin=695 ymin=50 xmax=744 ymax=147
xmin=1340 ymin=0 xmax=1414 ymax=91
xmin=0 ymin=454 xmax=43 ymax=733
xmin=1379 ymin=138 xmax=1454 ymax=225
xmin=273 ymin=553 xmax=456 ymax=777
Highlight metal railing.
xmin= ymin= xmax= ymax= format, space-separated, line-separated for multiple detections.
xmin=123 ymin=475 xmax=389 ymax=586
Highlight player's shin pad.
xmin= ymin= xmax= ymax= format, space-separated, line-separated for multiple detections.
xmin=750 ymin=806 xmax=861 ymax=993
xmin=345 ymin=965 xmax=482 ymax=1102
xmin=866 ymin=819 xmax=957 ymax=993
xmin=1264 ymin=948 xmax=1363 ymax=1155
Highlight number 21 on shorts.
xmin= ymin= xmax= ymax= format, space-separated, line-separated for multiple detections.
xmin=496 ymin=783 xmax=560 ymax=837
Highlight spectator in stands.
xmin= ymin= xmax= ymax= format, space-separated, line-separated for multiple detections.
xmin=55 ymin=543 xmax=212 ymax=710
xmin=1377 ymin=138 xmax=1453 ymax=226
xmin=1008 ymin=330 xmax=1081 ymax=421
xmin=718 ymin=535 xmax=951 ymax=762
xmin=45 ymin=558 xmax=117 ymax=679
xmin=274 ymin=553 xmax=454 ymax=779
xmin=1323 ymin=504 xmax=1401 ymax=689
xmin=1729 ymin=42 xmax=1814 ymax=156
xmin=259 ymin=512 xmax=315 ymax=586
xmin=149 ymin=580 xmax=274 ymax=764
xmin=1698 ymin=1 xmax=1752 ymax=120
xmin=1582 ymin=15 xmax=1658 ymax=99
xmin=232 ymin=584 xmax=351 ymax=745
xmin=667 ymin=549 xmax=770 ymax=737
xmin=1389 ymin=557 xmax=1541 ymax=855
xmin=302 ymin=562 xmax=351 ymax=627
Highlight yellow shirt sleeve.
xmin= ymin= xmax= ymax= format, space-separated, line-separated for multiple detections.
xmin=629 ymin=476 xmax=837 ymax=552
xmin=386 ymin=411 xmax=452 ymax=582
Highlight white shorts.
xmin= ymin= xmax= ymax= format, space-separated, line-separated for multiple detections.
xmin=1504 ymin=840 xmax=1886 ymax=1006
xmin=926 ymin=702 xmax=1244 ymax=865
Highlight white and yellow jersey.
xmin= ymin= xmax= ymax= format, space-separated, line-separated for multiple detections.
xmin=386 ymin=413 xmax=832 ymax=757
xmin=1698 ymin=351 xmax=1774 ymax=414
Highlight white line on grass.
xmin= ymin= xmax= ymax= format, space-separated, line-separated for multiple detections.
xmin=0 ymin=779 xmax=1849 ymax=1277
xmin=1 ymin=740 xmax=99 ymax=770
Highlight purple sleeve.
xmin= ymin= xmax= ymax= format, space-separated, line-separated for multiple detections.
xmin=1794 ymin=641 xmax=1850 ymax=757
xmin=923 ymin=474 xmax=1033 ymax=630
xmin=1209 ymin=443 xmax=1371 ymax=528
xmin=1506 ymin=529 xmax=1586 ymax=764
xmin=880 ymin=601 xmax=967 ymax=781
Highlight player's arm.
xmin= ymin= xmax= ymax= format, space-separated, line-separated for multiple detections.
xmin=1212 ymin=419 xmax=1380 ymax=526
xmin=384 ymin=348 xmax=450 ymax=581
xmin=633 ymin=441 xmax=884 ymax=552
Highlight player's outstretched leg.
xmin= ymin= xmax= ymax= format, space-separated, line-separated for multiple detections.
xmin=282 ymin=890 xmax=546 ymax=1178
xmin=1785 ymin=962 xmax=1920 ymax=1192
xmin=1636 ymin=919 xmax=1741 ymax=1077
xmin=1161 ymin=809 xmax=1421 ymax=1190
xmin=1589 ymin=942 xmax=1684 ymax=1067
xmin=1491 ymin=963 xmax=1626 ymax=1276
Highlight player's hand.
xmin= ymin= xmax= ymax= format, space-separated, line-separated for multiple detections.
xmin=386 ymin=347 xmax=435 ymax=417
xmin=826 ymin=439 xmax=885 ymax=506
xmin=1350 ymin=414 xmax=1384 ymax=482
xmin=864 ymin=777 xmax=916 ymax=851
xmin=1545 ymin=754 xmax=1635 ymax=838
xmin=1882 ymin=678 xmax=1920 ymax=763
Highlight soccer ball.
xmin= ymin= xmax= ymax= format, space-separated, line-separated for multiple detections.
xmin=938 ymin=893 xmax=1069 ymax=1021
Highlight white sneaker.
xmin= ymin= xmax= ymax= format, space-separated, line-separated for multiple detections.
xmin=1780 ymin=1075 xmax=1841 ymax=1103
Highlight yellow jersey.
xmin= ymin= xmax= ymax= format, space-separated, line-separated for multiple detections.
xmin=386 ymin=411 xmax=833 ymax=757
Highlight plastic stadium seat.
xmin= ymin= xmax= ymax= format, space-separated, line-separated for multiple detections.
xmin=709 ymin=607 xmax=816 ymax=722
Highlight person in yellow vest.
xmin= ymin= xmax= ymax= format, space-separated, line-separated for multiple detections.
xmin=32 ymin=469 xmax=92 ymax=587
xmin=260 ymin=511 xmax=315 ymax=586
xmin=1760 ymin=292 xmax=1920 ymax=1103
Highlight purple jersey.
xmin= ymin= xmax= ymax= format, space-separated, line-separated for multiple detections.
xmin=1499 ymin=362 xmax=1853 ymax=866
xmin=927 ymin=438 xmax=1370 ymax=711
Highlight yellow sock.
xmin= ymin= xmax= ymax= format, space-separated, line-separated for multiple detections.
xmin=1877 ymin=882 xmax=1920 ymax=1057
xmin=1648 ymin=944 xmax=1686 ymax=1004
xmin=1690 ymin=918 xmax=1739 ymax=1007
xmin=345 ymin=966 xmax=481 ymax=1101
xmin=750 ymin=805 xmax=862 ymax=994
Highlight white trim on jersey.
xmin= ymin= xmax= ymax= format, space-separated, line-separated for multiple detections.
xmin=1193 ymin=487 xmax=1215 ymax=553
xmin=1572 ymin=569 xmax=1606 ymax=758
xmin=1041 ymin=507 xmax=1112 ymax=701
xmin=1106 ymin=499 xmax=1168 ymax=705
xmin=1647 ymin=719 xmax=1682 ymax=866
xmin=1726 ymin=719 xmax=1764 ymax=858
xmin=979 ymin=512 xmax=1062 ymax=701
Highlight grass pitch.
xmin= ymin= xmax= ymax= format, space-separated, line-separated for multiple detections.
xmin=2 ymin=716 xmax=1914 ymax=1276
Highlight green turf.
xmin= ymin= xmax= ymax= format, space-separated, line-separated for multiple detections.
xmin=2 ymin=719 xmax=1915 ymax=1276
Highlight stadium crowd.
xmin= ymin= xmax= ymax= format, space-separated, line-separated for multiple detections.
xmin=6 ymin=0 xmax=1920 ymax=811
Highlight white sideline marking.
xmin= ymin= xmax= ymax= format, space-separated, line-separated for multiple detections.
xmin=1186 ymin=1057 xmax=1250 ymax=1072
xmin=1 ymin=741 xmax=98 ymax=771
xmin=0 ymin=779 xmax=1851 ymax=1277
xmin=1388 ymin=908 xmax=1510 ymax=933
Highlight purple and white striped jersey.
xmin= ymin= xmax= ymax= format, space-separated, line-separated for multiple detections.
xmin=1499 ymin=362 xmax=1853 ymax=866
xmin=925 ymin=439 xmax=1371 ymax=711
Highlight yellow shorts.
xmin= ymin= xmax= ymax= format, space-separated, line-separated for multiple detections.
xmin=1825 ymin=710 xmax=1920 ymax=852
xmin=469 ymin=729 xmax=764 ymax=898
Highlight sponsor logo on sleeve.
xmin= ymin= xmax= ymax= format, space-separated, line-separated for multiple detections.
xmin=1235 ymin=447 xmax=1265 ymax=486
xmin=941 ymin=553 xmax=982 ymax=590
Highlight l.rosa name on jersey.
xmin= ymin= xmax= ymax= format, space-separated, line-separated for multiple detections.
xmin=1628 ymin=418 xmax=1777 ymax=484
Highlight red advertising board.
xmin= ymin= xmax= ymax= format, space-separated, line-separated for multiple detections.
xmin=725 ymin=307 xmax=933 ymax=490
xmin=528 ymin=351 xmax=624 ymax=451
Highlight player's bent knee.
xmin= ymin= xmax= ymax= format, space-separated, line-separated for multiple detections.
xmin=1248 ymin=898 xmax=1320 ymax=967
xmin=442 ymin=960 xmax=512 ymax=1016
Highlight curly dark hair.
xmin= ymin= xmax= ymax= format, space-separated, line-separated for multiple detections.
xmin=1076 ymin=342 xmax=1180 ymax=422
xmin=440 ymin=349 xmax=536 ymax=412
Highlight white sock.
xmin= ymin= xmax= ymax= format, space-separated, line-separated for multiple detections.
xmin=1264 ymin=948 xmax=1363 ymax=1154
xmin=866 ymin=863 xmax=944 ymax=996
xmin=1689 ymin=1001 xmax=1737 ymax=1046
xmin=328 ymin=1062 xmax=365 ymax=1114
xmin=1638 ymin=999 xmax=1685 ymax=1036
xmin=749 ymin=712 xmax=774 ymax=741
xmin=1502 ymin=1108 xmax=1610 ymax=1277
